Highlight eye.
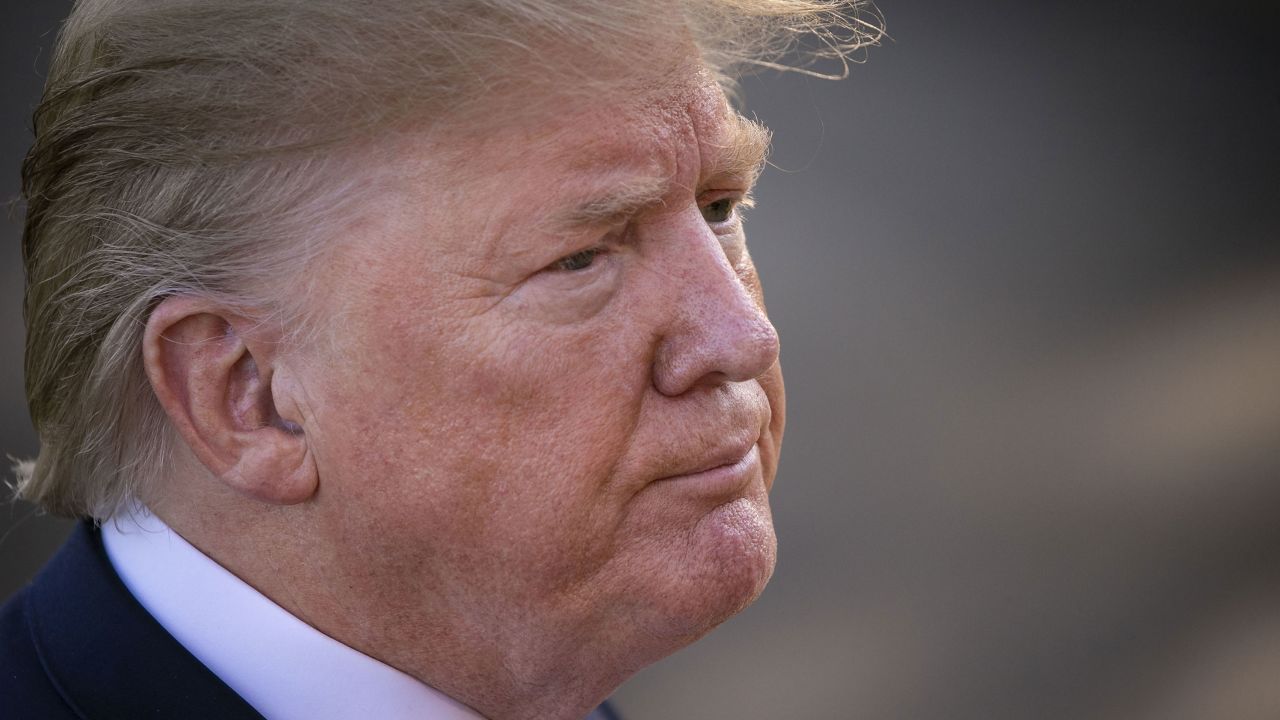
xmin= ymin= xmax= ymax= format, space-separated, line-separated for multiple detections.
xmin=552 ymin=247 xmax=603 ymax=272
xmin=701 ymin=198 xmax=738 ymax=224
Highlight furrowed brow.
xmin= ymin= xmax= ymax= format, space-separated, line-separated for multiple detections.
xmin=544 ymin=116 xmax=770 ymax=234
xmin=549 ymin=176 xmax=670 ymax=231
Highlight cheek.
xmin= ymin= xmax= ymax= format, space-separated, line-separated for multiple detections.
xmin=463 ymin=317 xmax=648 ymax=438
xmin=321 ymin=309 xmax=658 ymax=576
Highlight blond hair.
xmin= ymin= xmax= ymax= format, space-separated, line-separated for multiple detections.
xmin=16 ymin=0 xmax=881 ymax=519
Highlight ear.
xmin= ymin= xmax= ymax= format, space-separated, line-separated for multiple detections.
xmin=142 ymin=295 xmax=318 ymax=505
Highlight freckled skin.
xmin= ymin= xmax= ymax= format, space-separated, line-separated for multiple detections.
xmin=219 ymin=73 xmax=783 ymax=719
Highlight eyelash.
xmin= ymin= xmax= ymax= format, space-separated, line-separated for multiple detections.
xmin=553 ymin=247 xmax=605 ymax=272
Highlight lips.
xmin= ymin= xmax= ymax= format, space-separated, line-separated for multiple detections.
xmin=658 ymin=435 xmax=759 ymax=481
xmin=646 ymin=431 xmax=764 ymax=500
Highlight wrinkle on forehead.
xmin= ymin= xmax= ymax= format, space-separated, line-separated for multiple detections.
xmin=540 ymin=116 xmax=770 ymax=236
xmin=409 ymin=65 xmax=752 ymax=181
xmin=532 ymin=87 xmax=772 ymax=232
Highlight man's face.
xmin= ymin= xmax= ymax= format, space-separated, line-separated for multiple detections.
xmin=294 ymin=72 xmax=785 ymax=669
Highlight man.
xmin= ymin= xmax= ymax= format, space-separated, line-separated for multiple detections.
xmin=1 ymin=1 xmax=878 ymax=718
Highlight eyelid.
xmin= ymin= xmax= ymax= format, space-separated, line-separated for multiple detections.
xmin=699 ymin=188 xmax=755 ymax=209
xmin=541 ymin=222 xmax=631 ymax=274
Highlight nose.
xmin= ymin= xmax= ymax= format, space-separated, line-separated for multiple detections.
xmin=651 ymin=214 xmax=781 ymax=397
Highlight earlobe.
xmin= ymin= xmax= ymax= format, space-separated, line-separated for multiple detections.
xmin=143 ymin=295 xmax=319 ymax=505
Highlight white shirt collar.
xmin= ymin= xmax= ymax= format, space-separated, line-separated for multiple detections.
xmin=102 ymin=508 xmax=487 ymax=720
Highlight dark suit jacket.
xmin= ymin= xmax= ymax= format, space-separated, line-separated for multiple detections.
xmin=1 ymin=522 xmax=622 ymax=720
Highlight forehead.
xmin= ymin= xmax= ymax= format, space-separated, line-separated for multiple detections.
xmin=550 ymin=77 xmax=749 ymax=175
xmin=358 ymin=73 xmax=769 ymax=270
xmin=426 ymin=72 xmax=759 ymax=189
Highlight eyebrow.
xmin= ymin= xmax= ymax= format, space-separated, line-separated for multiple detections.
xmin=547 ymin=113 xmax=773 ymax=232
xmin=550 ymin=176 xmax=671 ymax=230
xmin=714 ymin=112 xmax=773 ymax=187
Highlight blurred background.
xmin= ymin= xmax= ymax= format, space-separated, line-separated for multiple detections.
xmin=3 ymin=1 xmax=1278 ymax=718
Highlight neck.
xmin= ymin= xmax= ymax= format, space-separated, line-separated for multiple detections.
xmin=149 ymin=488 xmax=657 ymax=720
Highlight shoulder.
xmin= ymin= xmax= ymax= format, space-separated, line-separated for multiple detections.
xmin=1 ymin=522 xmax=263 ymax=720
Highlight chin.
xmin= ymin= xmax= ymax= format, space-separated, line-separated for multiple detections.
xmin=639 ymin=495 xmax=778 ymax=642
